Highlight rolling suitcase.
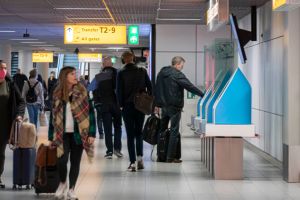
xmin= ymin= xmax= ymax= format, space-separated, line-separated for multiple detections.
xmin=34 ymin=144 xmax=59 ymax=194
xmin=34 ymin=165 xmax=60 ymax=194
xmin=157 ymin=129 xmax=181 ymax=162
xmin=13 ymin=147 xmax=36 ymax=189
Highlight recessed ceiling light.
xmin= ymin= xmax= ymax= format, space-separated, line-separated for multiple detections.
xmin=20 ymin=42 xmax=46 ymax=44
xmin=67 ymin=17 xmax=112 ymax=20
xmin=11 ymin=38 xmax=39 ymax=41
xmin=156 ymin=18 xmax=201 ymax=21
xmin=54 ymin=7 xmax=106 ymax=10
xmin=0 ymin=30 xmax=16 ymax=33
xmin=31 ymin=45 xmax=55 ymax=47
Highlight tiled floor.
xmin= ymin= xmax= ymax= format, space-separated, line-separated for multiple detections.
xmin=1 ymin=126 xmax=300 ymax=200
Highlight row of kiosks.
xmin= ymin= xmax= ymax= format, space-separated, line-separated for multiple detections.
xmin=193 ymin=67 xmax=255 ymax=179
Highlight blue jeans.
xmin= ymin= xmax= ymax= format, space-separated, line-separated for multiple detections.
xmin=27 ymin=104 xmax=40 ymax=128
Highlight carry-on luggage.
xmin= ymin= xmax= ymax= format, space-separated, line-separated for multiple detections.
xmin=35 ymin=144 xmax=59 ymax=194
xmin=34 ymin=165 xmax=59 ymax=194
xmin=13 ymin=147 xmax=36 ymax=189
xmin=157 ymin=129 xmax=181 ymax=162
xmin=9 ymin=120 xmax=37 ymax=149
xmin=143 ymin=114 xmax=160 ymax=145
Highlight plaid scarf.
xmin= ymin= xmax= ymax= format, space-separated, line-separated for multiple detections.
xmin=52 ymin=83 xmax=94 ymax=162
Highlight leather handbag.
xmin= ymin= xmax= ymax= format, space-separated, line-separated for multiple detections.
xmin=35 ymin=143 xmax=57 ymax=186
xmin=134 ymin=92 xmax=154 ymax=115
xmin=133 ymin=68 xmax=154 ymax=115
xmin=36 ymin=143 xmax=57 ymax=168
xmin=9 ymin=119 xmax=37 ymax=149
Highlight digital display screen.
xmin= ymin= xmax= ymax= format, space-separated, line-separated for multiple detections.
xmin=229 ymin=14 xmax=247 ymax=64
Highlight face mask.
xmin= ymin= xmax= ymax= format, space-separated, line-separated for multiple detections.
xmin=0 ymin=69 xmax=7 ymax=79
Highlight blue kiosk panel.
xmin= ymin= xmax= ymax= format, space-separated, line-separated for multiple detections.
xmin=213 ymin=68 xmax=251 ymax=124
xmin=198 ymin=87 xmax=212 ymax=118
xmin=206 ymin=71 xmax=232 ymax=123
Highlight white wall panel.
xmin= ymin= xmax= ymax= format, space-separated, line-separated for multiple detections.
xmin=196 ymin=52 xmax=205 ymax=86
xmin=238 ymin=2 xmax=284 ymax=161
xmin=264 ymin=38 xmax=284 ymax=115
xmin=156 ymin=25 xmax=197 ymax=52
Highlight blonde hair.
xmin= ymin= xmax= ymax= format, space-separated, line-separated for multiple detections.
xmin=171 ymin=56 xmax=185 ymax=66
xmin=53 ymin=66 xmax=76 ymax=102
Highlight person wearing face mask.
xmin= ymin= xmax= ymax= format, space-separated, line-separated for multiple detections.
xmin=0 ymin=61 xmax=25 ymax=188
xmin=154 ymin=56 xmax=204 ymax=163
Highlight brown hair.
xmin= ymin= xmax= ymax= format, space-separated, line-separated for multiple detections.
xmin=29 ymin=69 xmax=37 ymax=79
xmin=53 ymin=66 xmax=76 ymax=102
xmin=121 ymin=51 xmax=134 ymax=64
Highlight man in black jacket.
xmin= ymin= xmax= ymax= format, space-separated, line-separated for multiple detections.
xmin=0 ymin=61 xmax=25 ymax=188
xmin=13 ymin=68 xmax=28 ymax=92
xmin=155 ymin=56 xmax=204 ymax=163
xmin=92 ymin=57 xmax=122 ymax=159
xmin=117 ymin=51 xmax=152 ymax=172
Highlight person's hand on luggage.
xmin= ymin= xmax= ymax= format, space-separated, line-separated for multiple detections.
xmin=49 ymin=141 xmax=57 ymax=149
xmin=88 ymin=137 xmax=95 ymax=145
xmin=16 ymin=115 xmax=23 ymax=122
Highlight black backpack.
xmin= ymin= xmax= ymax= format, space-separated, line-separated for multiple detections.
xmin=142 ymin=114 xmax=160 ymax=145
xmin=26 ymin=81 xmax=39 ymax=103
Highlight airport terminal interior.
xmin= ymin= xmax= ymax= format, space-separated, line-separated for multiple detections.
xmin=1 ymin=0 xmax=300 ymax=199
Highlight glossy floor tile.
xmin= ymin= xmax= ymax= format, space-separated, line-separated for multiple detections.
xmin=0 ymin=125 xmax=299 ymax=200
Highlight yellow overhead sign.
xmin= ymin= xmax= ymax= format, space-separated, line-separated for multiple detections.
xmin=272 ymin=0 xmax=287 ymax=10
xmin=78 ymin=53 xmax=103 ymax=62
xmin=64 ymin=25 xmax=127 ymax=44
xmin=32 ymin=52 xmax=53 ymax=63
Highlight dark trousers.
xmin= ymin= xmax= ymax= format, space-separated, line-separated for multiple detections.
xmin=122 ymin=103 xmax=145 ymax=163
xmin=95 ymin=106 xmax=104 ymax=136
xmin=159 ymin=107 xmax=182 ymax=160
xmin=58 ymin=133 xmax=83 ymax=189
xmin=0 ymin=141 xmax=7 ymax=177
xmin=100 ymin=103 xmax=122 ymax=154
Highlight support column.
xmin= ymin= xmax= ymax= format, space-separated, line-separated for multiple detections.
xmin=0 ymin=44 xmax=12 ymax=73
xmin=19 ymin=50 xmax=33 ymax=78
xmin=283 ymin=7 xmax=300 ymax=183
xmin=37 ymin=62 xmax=49 ymax=82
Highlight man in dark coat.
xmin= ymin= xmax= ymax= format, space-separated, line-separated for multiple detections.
xmin=155 ymin=56 xmax=204 ymax=163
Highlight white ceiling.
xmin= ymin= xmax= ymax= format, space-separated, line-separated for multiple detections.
xmin=0 ymin=0 xmax=269 ymax=53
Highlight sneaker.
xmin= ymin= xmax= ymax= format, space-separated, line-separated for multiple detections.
xmin=137 ymin=160 xmax=144 ymax=170
xmin=99 ymin=134 xmax=104 ymax=139
xmin=114 ymin=150 xmax=123 ymax=158
xmin=67 ymin=188 xmax=78 ymax=200
xmin=55 ymin=182 xmax=67 ymax=199
xmin=0 ymin=177 xmax=5 ymax=189
xmin=127 ymin=163 xmax=136 ymax=172
xmin=104 ymin=152 xmax=113 ymax=159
